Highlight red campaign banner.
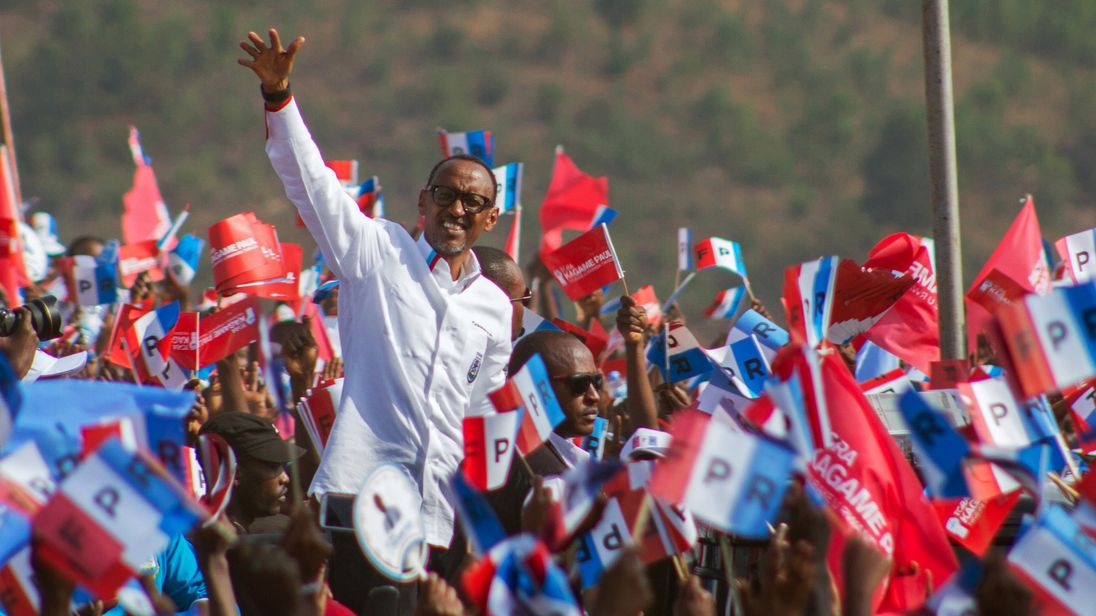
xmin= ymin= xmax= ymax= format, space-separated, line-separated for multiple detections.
xmin=862 ymin=233 xmax=940 ymax=372
xmin=541 ymin=224 xmax=624 ymax=301
xmin=105 ymin=304 xmax=151 ymax=368
xmin=966 ymin=268 xmax=1029 ymax=314
xmin=932 ymin=491 xmax=1021 ymax=557
xmin=169 ymin=297 xmax=261 ymax=370
xmin=118 ymin=240 xmax=163 ymax=287
xmin=209 ymin=213 xmax=284 ymax=292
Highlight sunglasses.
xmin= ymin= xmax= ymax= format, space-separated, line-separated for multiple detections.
xmin=426 ymin=184 xmax=494 ymax=214
xmin=510 ymin=288 xmax=533 ymax=308
xmin=551 ymin=372 xmax=604 ymax=396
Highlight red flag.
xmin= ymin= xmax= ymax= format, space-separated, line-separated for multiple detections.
xmin=965 ymin=196 xmax=1050 ymax=351
xmin=932 ymin=492 xmax=1021 ymax=557
xmin=539 ymin=147 xmax=608 ymax=256
xmin=551 ymin=317 xmax=609 ymax=360
xmin=105 ymin=303 xmax=151 ymax=369
xmin=118 ymin=240 xmax=163 ymax=287
xmin=248 ymin=242 xmax=302 ymax=308
xmin=208 ymin=213 xmax=286 ymax=294
xmin=541 ymin=224 xmax=623 ymax=301
xmin=122 ymin=128 xmax=172 ymax=244
xmin=301 ymin=300 xmax=334 ymax=362
xmin=861 ymin=233 xmax=940 ymax=373
xmin=168 ymin=297 xmax=261 ymax=369
xmin=805 ymin=351 xmax=956 ymax=613
xmin=0 ymin=146 xmax=28 ymax=304
xmin=630 ymin=285 xmax=662 ymax=330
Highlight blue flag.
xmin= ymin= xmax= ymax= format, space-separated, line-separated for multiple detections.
xmin=897 ymin=390 xmax=970 ymax=498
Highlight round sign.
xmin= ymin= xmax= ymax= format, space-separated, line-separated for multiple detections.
xmin=353 ymin=463 xmax=428 ymax=583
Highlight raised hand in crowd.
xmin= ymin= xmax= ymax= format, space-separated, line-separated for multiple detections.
xmin=271 ymin=316 xmax=317 ymax=400
xmin=974 ymin=551 xmax=1033 ymax=616
xmin=588 ymin=547 xmax=654 ymax=616
xmin=238 ymin=28 xmax=305 ymax=102
xmin=841 ymin=534 xmax=891 ymax=616
xmin=616 ymin=295 xmax=658 ymax=432
xmin=130 ymin=271 xmax=154 ymax=305
xmin=184 ymin=379 xmax=210 ymax=445
xmin=280 ymin=508 xmax=335 ymax=616
xmin=655 ymin=382 xmax=692 ymax=415
xmin=189 ymin=516 xmax=239 ymax=616
xmin=673 ymin=575 xmax=715 ymax=616
xmin=780 ymin=482 xmax=837 ymax=615
xmin=738 ymin=523 xmax=817 ymax=616
xmin=414 ymin=573 xmax=465 ymax=616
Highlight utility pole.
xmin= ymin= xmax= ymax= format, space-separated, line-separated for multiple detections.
xmin=922 ymin=0 xmax=965 ymax=360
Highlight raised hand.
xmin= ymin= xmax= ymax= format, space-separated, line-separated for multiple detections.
xmin=237 ymin=29 xmax=305 ymax=93
xmin=615 ymin=295 xmax=647 ymax=346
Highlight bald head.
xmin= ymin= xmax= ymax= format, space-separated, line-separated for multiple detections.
xmin=511 ymin=330 xmax=600 ymax=438
xmin=509 ymin=330 xmax=591 ymax=376
xmin=474 ymin=246 xmax=527 ymax=341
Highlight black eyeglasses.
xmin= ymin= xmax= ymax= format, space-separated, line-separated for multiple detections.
xmin=551 ymin=372 xmax=604 ymax=396
xmin=510 ymin=288 xmax=532 ymax=308
xmin=426 ymin=185 xmax=494 ymax=214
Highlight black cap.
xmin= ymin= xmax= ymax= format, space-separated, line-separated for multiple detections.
xmin=199 ymin=412 xmax=305 ymax=465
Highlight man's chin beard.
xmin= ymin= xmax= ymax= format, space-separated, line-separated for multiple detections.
xmin=427 ymin=233 xmax=466 ymax=257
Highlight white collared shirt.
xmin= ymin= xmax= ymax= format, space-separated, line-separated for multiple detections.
xmin=265 ymin=99 xmax=511 ymax=546
xmin=548 ymin=432 xmax=590 ymax=471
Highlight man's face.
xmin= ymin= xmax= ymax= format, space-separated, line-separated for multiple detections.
xmin=550 ymin=345 xmax=601 ymax=438
xmin=235 ymin=459 xmax=289 ymax=518
xmin=418 ymin=160 xmax=499 ymax=258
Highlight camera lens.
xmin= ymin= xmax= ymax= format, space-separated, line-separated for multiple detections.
xmin=0 ymin=296 xmax=62 ymax=340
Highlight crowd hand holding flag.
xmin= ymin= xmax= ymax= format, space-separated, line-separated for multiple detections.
xmin=616 ymin=295 xmax=659 ymax=432
xmin=736 ymin=523 xmax=817 ymax=616
xmin=184 ymin=379 xmax=210 ymax=444
xmin=129 ymin=271 xmax=154 ymax=305
xmin=415 ymin=575 xmax=464 ymax=616
xmin=654 ymin=382 xmax=692 ymax=415
xmin=586 ymin=547 xmax=654 ymax=616
xmin=779 ymin=482 xmax=836 ymax=611
xmin=280 ymin=508 xmax=334 ymax=615
xmin=674 ymin=576 xmax=716 ymax=616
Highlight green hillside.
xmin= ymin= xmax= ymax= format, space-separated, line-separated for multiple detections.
xmin=2 ymin=0 xmax=1095 ymax=321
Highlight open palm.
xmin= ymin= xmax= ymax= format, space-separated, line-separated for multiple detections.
xmin=237 ymin=28 xmax=305 ymax=92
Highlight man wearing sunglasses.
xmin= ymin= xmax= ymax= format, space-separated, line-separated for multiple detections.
xmin=240 ymin=29 xmax=513 ymax=612
xmin=509 ymin=330 xmax=603 ymax=476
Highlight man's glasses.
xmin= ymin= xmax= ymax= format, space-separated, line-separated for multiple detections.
xmin=551 ymin=372 xmax=604 ymax=396
xmin=426 ymin=185 xmax=494 ymax=214
xmin=510 ymin=288 xmax=533 ymax=308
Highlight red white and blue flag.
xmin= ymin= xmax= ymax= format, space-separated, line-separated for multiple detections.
xmin=462 ymin=534 xmax=579 ymax=616
xmin=703 ymin=287 xmax=748 ymax=320
xmin=438 ymin=129 xmax=494 ymax=166
xmin=1056 ymin=227 xmax=1096 ymax=284
xmin=166 ymin=234 xmax=203 ymax=286
xmin=646 ymin=322 xmax=716 ymax=383
xmin=587 ymin=204 xmax=618 ymax=230
xmin=489 ymin=354 xmax=565 ymax=454
xmin=126 ymin=301 xmax=188 ymax=389
xmin=59 ymin=250 xmax=118 ymax=307
xmin=122 ymin=127 xmax=172 ymax=245
xmin=1007 ymin=504 xmax=1096 ymax=615
xmin=650 ymin=410 xmax=795 ymax=538
xmin=727 ymin=309 xmax=789 ymax=361
xmin=356 ymin=176 xmax=384 ymax=219
xmin=897 ymin=390 xmax=972 ymax=499
xmin=462 ymin=411 xmax=520 ymax=491
xmin=32 ymin=437 xmax=206 ymax=598
xmin=693 ymin=237 xmax=748 ymax=280
xmin=492 ymin=163 xmax=522 ymax=214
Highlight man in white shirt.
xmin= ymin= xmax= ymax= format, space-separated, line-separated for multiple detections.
xmin=239 ymin=29 xmax=512 ymax=612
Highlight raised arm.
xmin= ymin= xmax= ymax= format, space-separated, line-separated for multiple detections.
xmin=239 ymin=29 xmax=384 ymax=281
xmin=616 ymin=295 xmax=659 ymax=432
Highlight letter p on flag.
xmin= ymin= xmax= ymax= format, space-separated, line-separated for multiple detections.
xmin=462 ymin=412 xmax=520 ymax=491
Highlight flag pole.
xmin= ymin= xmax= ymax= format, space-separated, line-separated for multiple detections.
xmin=922 ymin=0 xmax=966 ymax=360
xmin=0 ymin=35 xmax=21 ymax=206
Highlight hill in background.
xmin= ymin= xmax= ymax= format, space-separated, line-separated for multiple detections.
xmin=2 ymin=0 xmax=1095 ymax=323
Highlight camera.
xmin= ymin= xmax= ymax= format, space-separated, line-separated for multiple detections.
xmin=0 ymin=295 xmax=62 ymax=340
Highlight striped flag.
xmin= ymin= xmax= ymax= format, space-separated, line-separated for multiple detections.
xmin=488 ymin=354 xmax=565 ymax=454
xmin=677 ymin=227 xmax=693 ymax=271
xmin=650 ymin=410 xmax=794 ymax=538
xmin=693 ymin=237 xmax=748 ymax=280
xmin=32 ymin=437 xmax=207 ymax=598
xmin=462 ymin=411 xmax=520 ymax=491
xmin=492 ymin=163 xmax=523 ymax=214
xmin=703 ymin=287 xmax=748 ymax=320
xmin=156 ymin=204 xmax=190 ymax=252
xmin=516 ymin=310 xmax=561 ymax=343
xmin=462 ymin=534 xmax=579 ymax=616
xmin=646 ymin=322 xmax=716 ymax=383
xmin=581 ymin=417 xmax=609 ymax=460
xmin=355 ymin=176 xmax=384 ymax=219
xmin=166 ymin=234 xmax=203 ymax=286
xmin=1007 ymin=505 xmax=1096 ymax=615
xmin=587 ymin=205 xmax=618 ymax=230
xmin=125 ymin=301 xmax=188 ymax=389
xmin=995 ymin=280 xmax=1096 ymax=397
xmin=897 ymin=390 xmax=971 ymax=499
xmin=727 ymin=309 xmax=789 ymax=361
xmin=196 ymin=433 xmax=235 ymax=519
xmin=1056 ymin=227 xmax=1096 ymax=284
xmin=438 ymin=129 xmax=494 ymax=166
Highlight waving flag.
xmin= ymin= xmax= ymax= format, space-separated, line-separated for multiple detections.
xmin=966 ymin=196 xmax=1051 ymax=351
xmin=803 ymin=350 xmax=956 ymax=613
xmin=541 ymin=224 xmax=623 ymax=301
xmin=728 ymin=310 xmax=789 ymax=360
xmin=355 ymin=176 xmax=384 ymax=219
xmin=863 ymin=233 xmax=940 ymax=372
xmin=462 ymin=534 xmax=579 ymax=616
xmin=630 ymin=285 xmax=662 ymax=329
xmin=127 ymin=301 xmax=188 ymax=389
xmin=489 ymin=354 xmax=565 ymax=454
xmin=581 ymin=417 xmax=609 ymax=460
xmin=32 ymin=437 xmax=206 ymax=598
xmin=492 ymin=163 xmax=523 ymax=214
xmin=156 ymin=204 xmax=190 ymax=253
xmin=59 ymin=254 xmax=118 ymax=306
xmin=646 ymin=322 xmax=716 ymax=383
xmin=118 ymin=239 xmax=163 ymax=287
xmin=693 ymin=237 xmax=748 ymax=280
xmin=196 ymin=434 xmax=235 ymax=519
xmin=517 ymin=310 xmax=561 ymax=343
xmin=587 ymin=205 xmax=618 ymax=230
xmin=546 ymin=459 xmax=623 ymax=550
xmin=168 ymin=297 xmax=260 ymax=370
xmin=1056 ymin=227 xmax=1096 ymax=284
xmin=463 ymin=412 xmax=520 ymax=491
xmin=994 ymin=280 xmax=1096 ymax=397
xmin=650 ymin=410 xmax=794 ymax=538
xmin=704 ymin=287 xmax=748 ymax=320
xmin=897 ymin=390 xmax=971 ymax=499
xmin=208 ymin=212 xmax=287 ymax=294
xmin=712 ymin=335 xmax=772 ymax=399
xmin=1008 ymin=505 xmax=1096 ymax=615
xmin=539 ymin=147 xmax=608 ymax=256
xmin=677 ymin=227 xmax=693 ymax=271
xmin=450 ymin=472 xmax=508 ymax=556
xmin=504 ymin=205 xmax=521 ymax=262
xmin=122 ymin=127 xmax=172 ymax=245
xmin=933 ymin=492 xmax=1021 ymax=557
xmin=166 ymin=234 xmax=203 ymax=286
xmin=438 ymin=129 xmax=494 ymax=166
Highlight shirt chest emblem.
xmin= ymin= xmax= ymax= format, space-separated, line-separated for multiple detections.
xmin=467 ymin=352 xmax=483 ymax=383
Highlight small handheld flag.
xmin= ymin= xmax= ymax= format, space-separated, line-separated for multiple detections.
xmin=462 ymin=412 xmax=520 ymax=491
xmin=541 ymin=224 xmax=624 ymax=301
xmin=703 ymin=287 xmax=748 ymax=320
xmin=489 ymin=354 xmax=566 ymax=454
xmin=438 ymin=129 xmax=494 ymax=166
xmin=492 ymin=163 xmax=523 ymax=214
xmin=677 ymin=228 xmax=693 ymax=272
xmin=166 ymin=234 xmax=203 ymax=286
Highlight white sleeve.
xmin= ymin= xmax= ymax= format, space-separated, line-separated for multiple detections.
xmin=467 ymin=310 xmax=513 ymax=417
xmin=264 ymin=98 xmax=384 ymax=281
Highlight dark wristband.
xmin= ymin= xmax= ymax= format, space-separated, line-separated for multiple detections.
xmin=261 ymin=83 xmax=291 ymax=104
